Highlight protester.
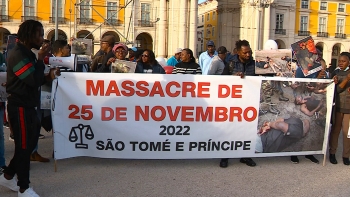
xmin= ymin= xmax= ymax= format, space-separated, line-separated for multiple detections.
xmin=0 ymin=20 xmax=59 ymax=197
xmin=112 ymin=43 xmax=128 ymax=61
xmin=128 ymin=47 xmax=137 ymax=62
xmin=52 ymin=39 xmax=72 ymax=72
xmin=329 ymin=52 xmax=350 ymax=165
xmin=220 ymin=40 xmax=256 ymax=168
xmin=198 ymin=40 xmax=217 ymax=75
xmin=91 ymin=35 xmax=115 ymax=72
xmin=0 ymin=51 xmax=5 ymax=172
xmin=135 ymin=49 xmax=165 ymax=74
xmin=167 ymin=48 xmax=182 ymax=66
xmin=208 ymin=46 xmax=227 ymax=75
xmin=172 ymin=48 xmax=201 ymax=74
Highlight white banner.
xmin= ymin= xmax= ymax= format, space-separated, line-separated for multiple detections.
xmin=52 ymin=73 xmax=334 ymax=160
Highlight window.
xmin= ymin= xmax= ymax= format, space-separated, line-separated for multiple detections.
xmin=338 ymin=3 xmax=345 ymax=12
xmin=141 ymin=3 xmax=151 ymax=25
xmin=276 ymin=14 xmax=284 ymax=29
xmin=212 ymin=11 xmax=216 ymax=20
xmin=300 ymin=16 xmax=308 ymax=31
xmin=212 ymin=27 xmax=215 ymax=36
xmin=0 ymin=0 xmax=6 ymax=15
xmin=320 ymin=2 xmax=327 ymax=10
xmin=318 ymin=17 xmax=326 ymax=32
xmin=51 ymin=0 xmax=63 ymax=19
xmin=206 ymin=13 xmax=209 ymax=21
xmin=80 ymin=0 xmax=90 ymax=20
xmin=201 ymin=15 xmax=203 ymax=22
xmin=107 ymin=2 xmax=118 ymax=24
xmin=301 ymin=0 xmax=309 ymax=9
xmin=337 ymin=19 xmax=344 ymax=34
xmin=24 ymin=0 xmax=35 ymax=16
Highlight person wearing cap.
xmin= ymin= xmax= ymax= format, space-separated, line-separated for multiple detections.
xmin=128 ymin=47 xmax=137 ymax=62
xmin=198 ymin=40 xmax=218 ymax=75
xmin=167 ymin=48 xmax=182 ymax=67
xmin=111 ymin=43 xmax=129 ymax=62
xmin=208 ymin=46 xmax=227 ymax=75
xmin=91 ymin=35 xmax=116 ymax=72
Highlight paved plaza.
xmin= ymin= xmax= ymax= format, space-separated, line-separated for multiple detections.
xmin=0 ymin=128 xmax=349 ymax=197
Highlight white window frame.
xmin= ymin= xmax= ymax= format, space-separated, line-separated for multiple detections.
xmin=51 ymin=0 xmax=65 ymax=18
xmin=301 ymin=0 xmax=309 ymax=9
xmin=276 ymin=13 xmax=284 ymax=30
xmin=320 ymin=2 xmax=327 ymax=11
xmin=201 ymin=15 xmax=204 ymax=22
xmin=106 ymin=1 xmax=119 ymax=23
xmin=140 ymin=2 xmax=151 ymax=23
xmin=212 ymin=26 xmax=215 ymax=37
xmin=338 ymin=3 xmax=345 ymax=13
xmin=336 ymin=18 xmax=345 ymax=34
xmin=300 ymin=16 xmax=308 ymax=31
xmin=23 ymin=0 xmax=37 ymax=17
xmin=318 ymin=17 xmax=327 ymax=33
xmin=212 ymin=11 xmax=216 ymax=20
xmin=0 ymin=0 xmax=8 ymax=16
xmin=79 ymin=0 xmax=92 ymax=19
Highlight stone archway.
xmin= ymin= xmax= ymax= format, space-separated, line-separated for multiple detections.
xmin=77 ymin=30 xmax=94 ymax=41
xmin=101 ymin=31 xmax=120 ymax=43
xmin=135 ymin=33 xmax=153 ymax=51
xmin=275 ymin=39 xmax=286 ymax=49
xmin=47 ymin=29 xmax=68 ymax=43
xmin=0 ymin=27 xmax=11 ymax=49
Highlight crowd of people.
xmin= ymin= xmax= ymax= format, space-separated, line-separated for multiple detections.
xmin=0 ymin=19 xmax=349 ymax=197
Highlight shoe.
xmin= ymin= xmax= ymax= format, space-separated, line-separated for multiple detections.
xmin=3 ymin=122 xmax=9 ymax=129
xmin=219 ymin=159 xmax=228 ymax=168
xmin=305 ymin=155 xmax=319 ymax=164
xmin=9 ymin=134 xmax=14 ymax=141
xmin=329 ymin=154 xmax=337 ymax=164
xmin=290 ymin=156 xmax=299 ymax=164
xmin=279 ymin=96 xmax=289 ymax=101
xmin=18 ymin=187 xmax=40 ymax=197
xmin=30 ymin=151 xmax=50 ymax=162
xmin=240 ymin=158 xmax=256 ymax=167
xmin=0 ymin=174 xmax=19 ymax=191
xmin=38 ymin=134 xmax=45 ymax=139
xmin=259 ymin=109 xmax=268 ymax=116
xmin=268 ymin=105 xmax=280 ymax=115
xmin=343 ymin=157 xmax=350 ymax=165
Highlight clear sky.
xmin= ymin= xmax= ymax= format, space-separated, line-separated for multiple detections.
xmin=198 ymin=0 xmax=206 ymax=3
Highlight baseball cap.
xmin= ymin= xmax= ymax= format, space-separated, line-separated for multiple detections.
xmin=174 ymin=48 xmax=182 ymax=54
xmin=100 ymin=35 xmax=116 ymax=46
xmin=128 ymin=47 xmax=137 ymax=52
xmin=112 ymin=43 xmax=128 ymax=53
xmin=217 ymin=46 xmax=227 ymax=54
xmin=207 ymin=40 xmax=215 ymax=46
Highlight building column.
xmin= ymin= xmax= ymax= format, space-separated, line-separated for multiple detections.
xmin=189 ymin=0 xmax=198 ymax=57
xmin=263 ymin=6 xmax=271 ymax=48
xmin=178 ymin=0 xmax=187 ymax=48
xmin=157 ymin=0 xmax=166 ymax=57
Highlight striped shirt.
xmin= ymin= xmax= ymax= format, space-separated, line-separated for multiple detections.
xmin=172 ymin=61 xmax=202 ymax=75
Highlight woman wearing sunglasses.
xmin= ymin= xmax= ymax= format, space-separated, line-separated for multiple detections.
xmin=135 ymin=49 xmax=165 ymax=74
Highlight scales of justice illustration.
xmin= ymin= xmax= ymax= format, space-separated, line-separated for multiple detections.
xmin=69 ymin=124 xmax=94 ymax=149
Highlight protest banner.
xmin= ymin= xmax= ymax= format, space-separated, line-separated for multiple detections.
xmin=51 ymin=73 xmax=334 ymax=160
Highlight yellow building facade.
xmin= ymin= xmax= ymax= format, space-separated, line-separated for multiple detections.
xmin=204 ymin=9 xmax=218 ymax=45
xmin=295 ymin=0 xmax=350 ymax=64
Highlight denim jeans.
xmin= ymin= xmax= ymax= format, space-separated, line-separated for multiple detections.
xmin=0 ymin=103 xmax=5 ymax=167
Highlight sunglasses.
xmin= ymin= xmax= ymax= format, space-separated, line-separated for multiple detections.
xmin=142 ymin=54 xmax=149 ymax=57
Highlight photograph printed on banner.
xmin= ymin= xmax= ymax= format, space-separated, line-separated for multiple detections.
xmin=255 ymin=49 xmax=293 ymax=76
xmin=40 ymin=83 xmax=52 ymax=109
xmin=255 ymin=79 xmax=330 ymax=154
xmin=111 ymin=59 xmax=137 ymax=73
xmin=0 ymin=72 xmax=7 ymax=102
xmin=291 ymin=36 xmax=322 ymax=77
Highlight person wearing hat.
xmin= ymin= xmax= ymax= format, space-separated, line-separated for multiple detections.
xmin=128 ymin=47 xmax=137 ymax=62
xmin=167 ymin=48 xmax=182 ymax=67
xmin=208 ymin=46 xmax=227 ymax=75
xmin=198 ymin=40 xmax=218 ymax=75
xmin=91 ymin=35 xmax=116 ymax=72
xmin=111 ymin=43 xmax=128 ymax=61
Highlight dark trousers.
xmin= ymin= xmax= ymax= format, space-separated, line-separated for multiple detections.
xmin=4 ymin=104 xmax=40 ymax=190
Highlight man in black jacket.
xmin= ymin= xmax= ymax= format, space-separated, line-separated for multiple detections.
xmin=0 ymin=20 xmax=58 ymax=197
